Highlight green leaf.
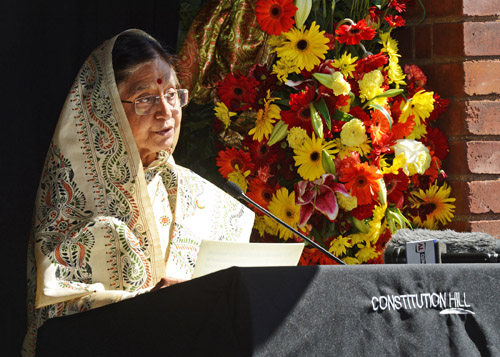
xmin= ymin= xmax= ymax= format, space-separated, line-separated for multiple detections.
xmin=332 ymin=108 xmax=354 ymax=121
xmin=313 ymin=72 xmax=334 ymax=89
xmin=267 ymin=120 xmax=288 ymax=146
xmin=368 ymin=103 xmax=392 ymax=128
xmin=322 ymin=149 xmax=336 ymax=175
xmin=310 ymin=102 xmax=323 ymax=138
xmin=314 ymin=98 xmax=332 ymax=131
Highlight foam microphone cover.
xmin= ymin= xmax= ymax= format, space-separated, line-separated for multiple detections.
xmin=384 ymin=228 xmax=500 ymax=259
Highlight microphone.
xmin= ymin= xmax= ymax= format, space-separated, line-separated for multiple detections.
xmin=223 ymin=181 xmax=346 ymax=265
xmin=384 ymin=228 xmax=500 ymax=264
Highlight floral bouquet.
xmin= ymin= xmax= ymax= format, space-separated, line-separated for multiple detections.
xmin=212 ymin=0 xmax=455 ymax=265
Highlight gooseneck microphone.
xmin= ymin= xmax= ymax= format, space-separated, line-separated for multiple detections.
xmin=224 ymin=181 xmax=346 ymax=265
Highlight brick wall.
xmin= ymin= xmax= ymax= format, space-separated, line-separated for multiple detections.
xmin=394 ymin=0 xmax=500 ymax=238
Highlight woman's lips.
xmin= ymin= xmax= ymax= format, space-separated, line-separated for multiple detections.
xmin=154 ymin=127 xmax=173 ymax=136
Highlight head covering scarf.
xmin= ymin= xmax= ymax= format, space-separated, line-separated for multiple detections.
xmin=22 ymin=29 xmax=254 ymax=355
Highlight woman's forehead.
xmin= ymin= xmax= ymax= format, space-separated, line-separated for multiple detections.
xmin=123 ymin=59 xmax=176 ymax=94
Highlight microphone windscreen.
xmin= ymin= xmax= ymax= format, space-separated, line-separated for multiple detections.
xmin=385 ymin=228 xmax=499 ymax=257
xmin=223 ymin=181 xmax=243 ymax=199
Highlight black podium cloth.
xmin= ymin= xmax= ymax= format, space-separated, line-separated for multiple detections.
xmin=36 ymin=264 xmax=500 ymax=356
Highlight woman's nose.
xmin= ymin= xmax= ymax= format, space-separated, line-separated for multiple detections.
xmin=155 ymin=96 xmax=174 ymax=118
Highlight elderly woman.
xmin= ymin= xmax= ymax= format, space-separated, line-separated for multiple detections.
xmin=22 ymin=29 xmax=254 ymax=355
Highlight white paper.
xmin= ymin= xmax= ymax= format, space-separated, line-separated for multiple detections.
xmin=192 ymin=241 xmax=305 ymax=278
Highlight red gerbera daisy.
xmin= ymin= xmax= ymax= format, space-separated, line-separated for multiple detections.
xmin=422 ymin=126 xmax=449 ymax=161
xmin=339 ymin=162 xmax=382 ymax=205
xmin=217 ymin=72 xmax=259 ymax=111
xmin=281 ymin=85 xmax=316 ymax=134
xmin=335 ymin=19 xmax=376 ymax=46
xmin=247 ymin=177 xmax=277 ymax=210
xmin=216 ymin=147 xmax=255 ymax=179
xmin=255 ymin=0 xmax=297 ymax=36
xmin=243 ymin=137 xmax=280 ymax=167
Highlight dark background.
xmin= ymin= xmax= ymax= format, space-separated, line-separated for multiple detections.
xmin=0 ymin=1 xmax=182 ymax=353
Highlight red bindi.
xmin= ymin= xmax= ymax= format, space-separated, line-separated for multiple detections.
xmin=157 ymin=78 xmax=162 ymax=84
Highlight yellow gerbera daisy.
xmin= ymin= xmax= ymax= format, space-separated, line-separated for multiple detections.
xmin=293 ymin=134 xmax=337 ymax=181
xmin=248 ymin=90 xmax=281 ymax=142
xmin=267 ymin=187 xmax=301 ymax=241
xmin=275 ymin=21 xmax=329 ymax=71
xmin=333 ymin=52 xmax=358 ymax=78
xmin=399 ymin=90 xmax=435 ymax=125
xmin=409 ymin=183 xmax=456 ymax=229
xmin=214 ymin=102 xmax=236 ymax=129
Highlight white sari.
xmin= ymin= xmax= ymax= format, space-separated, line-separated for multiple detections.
xmin=22 ymin=29 xmax=254 ymax=355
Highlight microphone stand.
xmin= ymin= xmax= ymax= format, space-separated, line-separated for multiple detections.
xmin=224 ymin=181 xmax=346 ymax=265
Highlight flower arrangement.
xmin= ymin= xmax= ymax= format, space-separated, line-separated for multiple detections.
xmin=212 ymin=0 xmax=456 ymax=265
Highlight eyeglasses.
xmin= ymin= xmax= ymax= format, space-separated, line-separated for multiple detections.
xmin=121 ymin=89 xmax=189 ymax=115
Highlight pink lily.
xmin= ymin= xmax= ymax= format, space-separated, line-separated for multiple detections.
xmin=294 ymin=174 xmax=349 ymax=227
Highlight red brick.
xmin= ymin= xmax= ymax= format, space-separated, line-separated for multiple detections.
xmin=448 ymin=181 xmax=470 ymax=216
xmin=463 ymin=0 xmax=500 ymax=16
xmin=443 ymin=141 xmax=467 ymax=175
xmin=467 ymin=141 xmax=500 ymax=174
xmin=446 ymin=221 xmax=471 ymax=233
xmin=469 ymin=180 xmax=500 ymax=214
xmin=464 ymin=101 xmax=500 ymax=136
xmin=422 ymin=63 xmax=465 ymax=97
xmin=407 ymin=0 xmax=463 ymax=19
xmin=464 ymin=61 xmax=500 ymax=96
xmin=393 ymin=27 xmax=413 ymax=59
xmin=470 ymin=220 xmax=500 ymax=239
xmin=438 ymin=101 xmax=466 ymax=137
xmin=444 ymin=141 xmax=500 ymax=174
xmin=415 ymin=24 xmax=432 ymax=59
xmin=464 ymin=22 xmax=500 ymax=56
xmin=434 ymin=23 xmax=464 ymax=57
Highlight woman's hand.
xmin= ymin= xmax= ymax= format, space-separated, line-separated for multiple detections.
xmin=151 ymin=277 xmax=185 ymax=291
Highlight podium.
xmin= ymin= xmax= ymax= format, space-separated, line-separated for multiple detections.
xmin=37 ymin=264 xmax=500 ymax=356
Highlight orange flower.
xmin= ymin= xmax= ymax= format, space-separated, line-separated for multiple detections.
xmin=368 ymin=107 xmax=391 ymax=144
xmin=255 ymin=0 xmax=297 ymax=36
xmin=391 ymin=114 xmax=415 ymax=140
xmin=339 ymin=162 xmax=382 ymax=205
xmin=247 ymin=177 xmax=277 ymax=211
xmin=216 ymin=147 xmax=254 ymax=179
